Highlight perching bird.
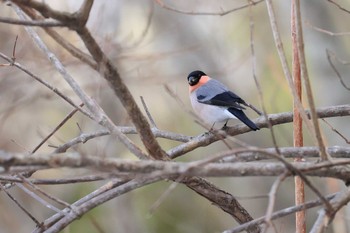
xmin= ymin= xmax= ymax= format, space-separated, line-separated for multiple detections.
xmin=187 ymin=70 xmax=261 ymax=130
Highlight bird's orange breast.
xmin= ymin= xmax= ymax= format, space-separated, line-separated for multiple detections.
xmin=189 ymin=76 xmax=210 ymax=93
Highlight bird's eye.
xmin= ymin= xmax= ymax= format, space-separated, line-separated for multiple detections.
xmin=188 ymin=76 xmax=198 ymax=86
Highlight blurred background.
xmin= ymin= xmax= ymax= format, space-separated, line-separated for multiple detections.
xmin=0 ymin=0 xmax=349 ymax=232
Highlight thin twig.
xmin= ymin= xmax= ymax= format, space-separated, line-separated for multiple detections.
xmin=12 ymin=35 xmax=18 ymax=62
xmin=326 ymin=49 xmax=350 ymax=91
xmin=18 ymin=4 xmax=97 ymax=69
xmin=305 ymin=21 xmax=350 ymax=36
xmin=53 ymin=127 xmax=192 ymax=153
xmin=220 ymin=146 xmax=350 ymax=162
xmin=327 ymin=0 xmax=350 ymax=14
xmin=0 ymin=52 xmax=93 ymax=119
xmin=310 ymin=188 xmax=350 ymax=233
xmin=16 ymin=183 xmax=62 ymax=212
xmin=0 ymin=184 xmax=42 ymax=226
xmin=0 ymin=174 xmax=119 ymax=185
xmin=248 ymin=4 xmax=280 ymax=154
xmin=264 ymin=0 xmax=317 ymax=145
xmin=321 ymin=119 xmax=350 ymax=144
xmin=0 ymin=17 xmax=64 ymax=27
xmin=32 ymin=178 xmax=131 ymax=233
xmin=140 ymin=96 xmax=157 ymax=128
xmin=39 ymin=174 xmax=166 ymax=233
xmin=18 ymin=174 xmax=71 ymax=207
xmin=32 ymin=103 xmax=84 ymax=153
xmin=154 ymin=0 xmax=264 ymax=16
xmin=224 ymin=193 xmax=337 ymax=233
xmin=294 ymin=0 xmax=328 ymax=161
xmin=262 ymin=173 xmax=287 ymax=233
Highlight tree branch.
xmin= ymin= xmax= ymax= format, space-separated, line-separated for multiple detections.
xmin=223 ymin=193 xmax=337 ymax=233
xmin=169 ymin=104 xmax=350 ymax=158
xmin=1 ymin=151 xmax=350 ymax=181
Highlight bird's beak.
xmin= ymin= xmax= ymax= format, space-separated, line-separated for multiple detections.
xmin=188 ymin=76 xmax=196 ymax=85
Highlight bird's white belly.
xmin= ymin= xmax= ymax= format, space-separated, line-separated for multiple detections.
xmin=190 ymin=96 xmax=236 ymax=125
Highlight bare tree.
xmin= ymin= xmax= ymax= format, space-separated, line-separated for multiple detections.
xmin=0 ymin=1 xmax=349 ymax=233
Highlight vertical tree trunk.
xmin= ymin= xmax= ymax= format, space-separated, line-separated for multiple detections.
xmin=291 ymin=1 xmax=306 ymax=233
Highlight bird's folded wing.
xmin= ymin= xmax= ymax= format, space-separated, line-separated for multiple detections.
xmin=197 ymin=91 xmax=246 ymax=110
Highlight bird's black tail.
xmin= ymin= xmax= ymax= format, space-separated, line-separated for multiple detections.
xmin=227 ymin=108 xmax=260 ymax=131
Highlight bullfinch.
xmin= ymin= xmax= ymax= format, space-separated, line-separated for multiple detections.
xmin=187 ymin=70 xmax=261 ymax=130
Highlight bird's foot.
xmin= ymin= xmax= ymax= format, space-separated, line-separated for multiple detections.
xmin=221 ymin=120 xmax=229 ymax=130
xmin=221 ymin=125 xmax=229 ymax=131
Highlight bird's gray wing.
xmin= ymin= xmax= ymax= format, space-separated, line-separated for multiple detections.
xmin=196 ymin=79 xmax=246 ymax=110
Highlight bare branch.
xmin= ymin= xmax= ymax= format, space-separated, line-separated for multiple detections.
xmin=140 ymin=96 xmax=157 ymax=128
xmin=326 ymin=49 xmax=350 ymax=91
xmin=34 ymin=178 xmax=131 ymax=232
xmin=0 ymin=174 xmax=119 ymax=185
xmin=16 ymin=183 xmax=61 ymax=213
xmin=75 ymin=26 xmax=166 ymax=160
xmin=221 ymin=146 xmax=350 ymax=162
xmin=0 ymin=16 xmax=64 ymax=27
xmin=306 ymin=21 xmax=350 ymax=36
xmin=264 ymin=0 xmax=317 ymax=145
xmin=327 ymin=0 xmax=350 ymax=14
xmin=54 ymin=127 xmax=191 ymax=153
xmin=169 ymin=104 xmax=350 ymax=158
xmin=0 ymin=184 xmax=41 ymax=226
xmin=322 ymin=119 xmax=350 ymax=144
xmin=39 ymin=174 xmax=165 ymax=233
xmin=292 ymin=1 xmax=306 ymax=231
xmin=20 ymin=6 xmax=97 ymax=69
xmin=184 ymin=177 xmax=261 ymax=233
xmin=154 ymin=0 xmax=264 ymax=16
xmin=262 ymin=173 xmax=287 ymax=233
xmin=32 ymin=103 xmax=84 ymax=153
xmin=248 ymin=4 xmax=280 ymax=154
xmin=310 ymin=188 xmax=350 ymax=233
xmin=294 ymin=0 xmax=328 ymax=161
xmin=223 ymin=193 xmax=337 ymax=233
xmin=10 ymin=3 xmax=149 ymax=160
xmin=1 ymin=151 xmax=350 ymax=181
xmin=17 ymin=174 xmax=71 ymax=207
xmin=0 ymin=52 xmax=92 ymax=119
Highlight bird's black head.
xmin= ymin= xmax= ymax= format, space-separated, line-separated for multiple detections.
xmin=187 ymin=70 xmax=206 ymax=86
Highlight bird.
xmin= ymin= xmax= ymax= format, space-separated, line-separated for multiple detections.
xmin=187 ymin=70 xmax=261 ymax=131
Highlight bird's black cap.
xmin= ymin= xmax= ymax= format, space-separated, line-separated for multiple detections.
xmin=187 ymin=70 xmax=206 ymax=86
